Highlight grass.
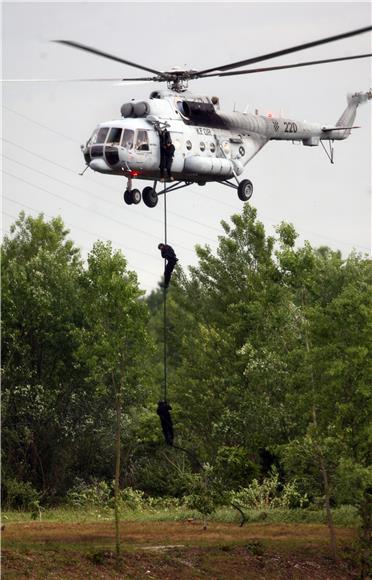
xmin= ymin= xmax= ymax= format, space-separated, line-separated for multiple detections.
xmin=2 ymin=505 xmax=363 ymax=578
xmin=1 ymin=518 xmax=361 ymax=579
xmin=1 ymin=504 xmax=360 ymax=526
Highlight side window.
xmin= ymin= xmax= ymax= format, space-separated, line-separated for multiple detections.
xmin=96 ymin=127 xmax=109 ymax=143
xmin=135 ymin=130 xmax=149 ymax=151
xmin=107 ymin=127 xmax=122 ymax=145
xmin=121 ymin=129 xmax=134 ymax=150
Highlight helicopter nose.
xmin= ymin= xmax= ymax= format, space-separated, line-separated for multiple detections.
xmin=89 ymin=158 xmax=113 ymax=173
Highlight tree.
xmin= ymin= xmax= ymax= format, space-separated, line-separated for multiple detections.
xmin=1 ymin=212 xmax=83 ymax=496
xmin=75 ymin=241 xmax=151 ymax=558
xmin=276 ymin=231 xmax=372 ymax=559
xmin=163 ymin=205 xmax=294 ymax=461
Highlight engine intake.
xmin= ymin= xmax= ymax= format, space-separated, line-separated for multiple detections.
xmin=179 ymin=100 xmax=227 ymax=128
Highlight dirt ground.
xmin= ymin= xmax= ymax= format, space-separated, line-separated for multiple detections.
xmin=1 ymin=520 xmax=360 ymax=579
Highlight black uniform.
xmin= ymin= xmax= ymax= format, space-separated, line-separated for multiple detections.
xmin=159 ymin=243 xmax=178 ymax=288
xmin=159 ymin=130 xmax=175 ymax=179
xmin=156 ymin=401 xmax=174 ymax=446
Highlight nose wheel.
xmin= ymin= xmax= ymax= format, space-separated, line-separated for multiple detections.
xmin=123 ymin=189 xmax=141 ymax=205
xmin=123 ymin=186 xmax=159 ymax=207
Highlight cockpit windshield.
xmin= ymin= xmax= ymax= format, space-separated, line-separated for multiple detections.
xmin=94 ymin=127 xmax=110 ymax=144
xmin=107 ymin=127 xmax=122 ymax=146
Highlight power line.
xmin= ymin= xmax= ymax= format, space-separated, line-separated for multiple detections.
xmin=2 ymin=137 xmax=223 ymax=234
xmin=3 ymin=170 xmax=202 ymax=255
xmin=2 ymin=194 xmax=160 ymax=266
xmin=2 ymin=105 xmax=81 ymax=143
xmin=2 ymin=206 xmax=160 ymax=280
xmin=3 ymin=106 xmax=369 ymax=252
xmin=2 ymin=153 xmax=219 ymax=244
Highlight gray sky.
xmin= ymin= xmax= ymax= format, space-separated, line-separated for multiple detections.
xmin=2 ymin=1 xmax=371 ymax=293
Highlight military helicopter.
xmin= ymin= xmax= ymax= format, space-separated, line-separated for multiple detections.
xmin=55 ymin=26 xmax=372 ymax=208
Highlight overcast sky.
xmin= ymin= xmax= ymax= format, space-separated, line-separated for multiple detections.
xmin=2 ymin=1 xmax=371 ymax=293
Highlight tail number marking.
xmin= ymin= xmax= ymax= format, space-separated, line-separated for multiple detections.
xmin=284 ymin=122 xmax=298 ymax=133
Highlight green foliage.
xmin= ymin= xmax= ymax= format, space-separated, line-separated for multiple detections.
xmin=66 ymin=479 xmax=112 ymax=508
xmin=1 ymin=213 xmax=84 ymax=494
xmin=334 ymin=459 xmax=372 ymax=507
xmin=2 ymin=477 xmax=41 ymax=510
xmin=184 ymin=466 xmax=223 ymax=517
xmin=119 ymin=487 xmax=146 ymax=510
xmin=230 ymin=468 xmax=308 ymax=510
xmin=214 ymin=446 xmax=259 ymax=490
xmin=244 ymin=540 xmax=265 ymax=556
xmin=2 ymin=206 xmax=371 ymax=541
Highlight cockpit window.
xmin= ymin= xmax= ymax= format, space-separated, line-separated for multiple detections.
xmin=88 ymin=127 xmax=99 ymax=146
xmin=135 ymin=130 xmax=149 ymax=151
xmin=107 ymin=127 xmax=122 ymax=145
xmin=95 ymin=127 xmax=110 ymax=144
xmin=121 ymin=129 xmax=134 ymax=150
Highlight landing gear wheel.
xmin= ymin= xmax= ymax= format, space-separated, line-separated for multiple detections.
xmin=123 ymin=190 xmax=133 ymax=205
xmin=131 ymin=189 xmax=142 ymax=205
xmin=237 ymin=179 xmax=253 ymax=202
xmin=142 ymin=186 xmax=158 ymax=208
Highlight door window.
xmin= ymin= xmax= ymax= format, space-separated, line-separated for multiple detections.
xmin=121 ymin=129 xmax=134 ymax=150
xmin=135 ymin=130 xmax=149 ymax=151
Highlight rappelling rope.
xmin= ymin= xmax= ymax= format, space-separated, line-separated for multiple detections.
xmin=163 ymin=183 xmax=168 ymax=403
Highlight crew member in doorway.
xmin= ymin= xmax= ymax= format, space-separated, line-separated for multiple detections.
xmin=159 ymin=129 xmax=175 ymax=181
xmin=157 ymin=400 xmax=174 ymax=446
xmin=158 ymin=243 xmax=178 ymax=289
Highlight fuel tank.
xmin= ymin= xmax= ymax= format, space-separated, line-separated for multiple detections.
xmin=184 ymin=156 xmax=233 ymax=177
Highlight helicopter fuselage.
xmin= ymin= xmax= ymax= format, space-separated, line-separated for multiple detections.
xmin=83 ymin=89 xmax=360 ymax=182
xmin=81 ymin=89 xmax=369 ymax=206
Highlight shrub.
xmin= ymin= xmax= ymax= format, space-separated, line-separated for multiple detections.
xmin=230 ymin=467 xmax=308 ymax=509
xmin=118 ymin=487 xmax=145 ymax=510
xmin=66 ymin=479 xmax=111 ymax=507
xmin=214 ymin=446 xmax=260 ymax=490
xmin=2 ymin=478 xmax=41 ymax=510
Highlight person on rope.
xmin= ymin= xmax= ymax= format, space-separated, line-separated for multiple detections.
xmin=159 ymin=129 xmax=175 ymax=181
xmin=156 ymin=400 xmax=174 ymax=446
xmin=158 ymin=243 xmax=178 ymax=289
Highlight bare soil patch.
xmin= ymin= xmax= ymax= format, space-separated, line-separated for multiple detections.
xmin=1 ymin=520 xmax=358 ymax=579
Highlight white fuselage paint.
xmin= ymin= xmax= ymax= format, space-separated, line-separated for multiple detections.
xmin=83 ymin=89 xmax=369 ymax=183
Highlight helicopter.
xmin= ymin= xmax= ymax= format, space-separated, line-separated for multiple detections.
xmin=55 ymin=26 xmax=372 ymax=209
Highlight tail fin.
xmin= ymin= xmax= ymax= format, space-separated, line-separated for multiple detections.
xmin=335 ymin=90 xmax=372 ymax=137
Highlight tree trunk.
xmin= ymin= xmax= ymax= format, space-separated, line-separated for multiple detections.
xmin=318 ymin=442 xmax=337 ymax=560
xmin=114 ymin=387 xmax=121 ymax=560
xmin=301 ymin=292 xmax=337 ymax=560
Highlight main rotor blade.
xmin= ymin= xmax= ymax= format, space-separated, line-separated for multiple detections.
xmin=197 ymin=25 xmax=372 ymax=75
xmin=1 ymin=77 xmax=154 ymax=83
xmin=53 ymin=40 xmax=164 ymax=76
xmin=200 ymin=53 xmax=372 ymax=78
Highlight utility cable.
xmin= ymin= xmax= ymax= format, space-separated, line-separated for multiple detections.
xmin=2 ymin=105 xmax=81 ymax=143
xmin=3 ymin=169 xmax=201 ymax=255
xmin=3 ymin=109 xmax=368 ymax=252
xmin=2 ymin=152 xmax=219 ymax=245
xmin=2 ymin=194 xmax=160 ymax=274
xmin=2 ymin=204 xmax=159 ymax=279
